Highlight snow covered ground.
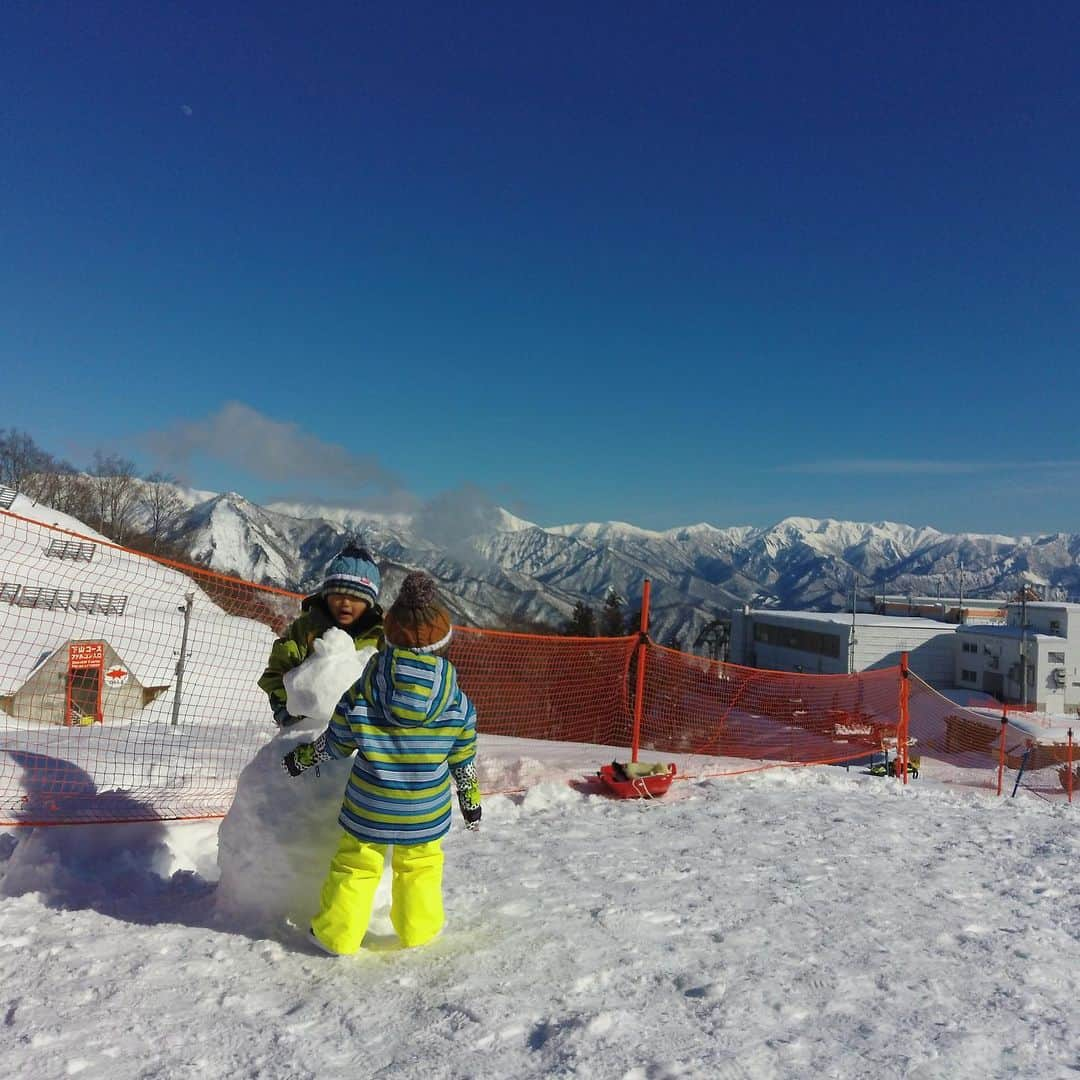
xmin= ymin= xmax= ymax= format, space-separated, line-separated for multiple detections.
xmin=2 ymin=735 xmax=1079 ymax=1079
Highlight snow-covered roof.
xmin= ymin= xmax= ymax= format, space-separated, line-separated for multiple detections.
xmin=956 ymin=624 xmax=1065 ymax=643
xmin=0 ymin=504 xmax=281 ymax=714
xmin=875 ymin=595 xmax=1007 ymax=608
xmin=746 ymin=609 xmax=958 ymax=631
xmin=1012 ymin=601 xmax=1080 ymax=612
xmin=7 ymin=494 xmax=111 ymax=541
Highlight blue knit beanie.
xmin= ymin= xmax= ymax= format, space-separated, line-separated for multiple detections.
xmin=321 ymin=543 xmax=380 ymax=606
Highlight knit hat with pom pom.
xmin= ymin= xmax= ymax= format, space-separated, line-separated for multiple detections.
xmin=321 ymin=543 xmax=380 ymax=606
xmin=384 ymin=571 xmax=453 ymax=654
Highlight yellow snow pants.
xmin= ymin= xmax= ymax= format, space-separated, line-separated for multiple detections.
xmin=310 ymin=833 xmax=445 ymax=955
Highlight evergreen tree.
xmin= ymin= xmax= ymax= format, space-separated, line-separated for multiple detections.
xmin=564 ymin=600 xmax=596 ymax=636
xmin=600 ymin=588 xmax=625 ymax=636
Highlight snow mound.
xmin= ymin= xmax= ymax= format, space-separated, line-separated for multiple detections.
xmin=213 ymin=725 xmax=359 ymax=934
xmin=214 ymin=643 xmax=378 ymax=934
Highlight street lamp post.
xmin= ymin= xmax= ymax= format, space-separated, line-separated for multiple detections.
xmin=171 ymin=592 xmax=195 ymax=727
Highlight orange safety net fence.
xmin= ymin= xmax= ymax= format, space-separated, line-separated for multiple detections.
xmin=0 ymin=510 xmax=300 ymax=825
xmin=906 ymin=674 xmax=1076 ymax=800
xmin=449 ymin=628 xmax=636 ymax=748
xmin=638 ymin=643 xmax=903 ymax=773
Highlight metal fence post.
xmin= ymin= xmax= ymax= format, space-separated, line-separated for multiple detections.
xmin=630 ymin=579 xmax=651 ymax=763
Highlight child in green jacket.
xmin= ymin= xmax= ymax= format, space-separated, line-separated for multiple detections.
xmin=258 ymin=544 xmax=384 ymax=728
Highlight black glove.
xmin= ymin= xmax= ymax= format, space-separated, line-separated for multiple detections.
xmin=273 ymin=706 xmax=304 ymax=729
xmin=461 ymin=804 xmax=481 ymax=832
xmin=282 ymin=743 xmax=318 ymax=777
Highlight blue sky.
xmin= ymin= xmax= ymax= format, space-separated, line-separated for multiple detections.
xmin=3 ymin=2 xmax=1079 ymax=535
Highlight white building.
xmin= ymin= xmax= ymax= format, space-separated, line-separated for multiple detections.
xmin=730 ymin=609 xmax=958 ymax=684
xmin=955 ymin=601 xmax=1080 ymax=712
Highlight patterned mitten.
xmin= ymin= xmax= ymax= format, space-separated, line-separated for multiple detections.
xmin=281 ymin=736 xmax=331 ymax=777
xmin=450 ymin=762 xmax=482 ymax=831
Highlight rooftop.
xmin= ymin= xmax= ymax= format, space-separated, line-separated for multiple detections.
xmin=748 ymin=609 xmax=958 ymax=631
xmin=1013 ymin=601 xmax=1080 ymax=611
xmin=874 ymin=595 xmax=1006 ymax=609
xmin=956 ymin=624 xmax=1063 ymax=642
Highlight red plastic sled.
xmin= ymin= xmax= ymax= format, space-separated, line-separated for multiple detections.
xmin=597 ymin=763 xmax=677 ymax=799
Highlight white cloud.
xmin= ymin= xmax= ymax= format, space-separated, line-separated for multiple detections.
xmin=141 ymin=402 xmax=402 ymax=497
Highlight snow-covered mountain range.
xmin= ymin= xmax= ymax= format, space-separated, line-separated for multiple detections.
xmin=143 ymin=490 xmax=1080 ymax=648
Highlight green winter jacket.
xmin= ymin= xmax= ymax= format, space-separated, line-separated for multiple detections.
xmin=257 ymin=594 xmax=384 ymax=721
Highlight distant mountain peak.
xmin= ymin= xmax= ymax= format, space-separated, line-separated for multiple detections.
xmin=15 ymin=479 xmax=1076 ymax=644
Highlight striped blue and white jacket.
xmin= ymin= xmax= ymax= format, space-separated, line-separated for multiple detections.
xmin=316 ymin=648 xmax=478 ymax=845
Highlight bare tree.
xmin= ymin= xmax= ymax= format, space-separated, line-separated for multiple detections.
xmin=48 ymin=470 xmax=97 ymax=520
xmin=0 ymin=428 xmax=52 ymax=491
xmin=139 ymin=472 xmax=186 ymax=551
xmin=90 ymin=450 xmax=139 ymax=543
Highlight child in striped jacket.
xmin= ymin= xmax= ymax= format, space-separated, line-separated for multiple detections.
xmin=281 ymin=572 xmax=481 ymax=956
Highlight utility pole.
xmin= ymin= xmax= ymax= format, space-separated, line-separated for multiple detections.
xmin=171 ymin=592 xmax=195 ymax=727
xmin=958 ymin=558 xmax=965 ymax=624
xmin=849 ymin=573 xmax=858 ymax=674
xmin=1018 ymin=585 xmax=1029 ymax=708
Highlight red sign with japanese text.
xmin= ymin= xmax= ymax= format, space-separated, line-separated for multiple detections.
xmin=69 ymin=642 xmax=105 ymax=667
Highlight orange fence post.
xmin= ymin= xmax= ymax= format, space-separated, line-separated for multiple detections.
xmin=899 ymin=651 xmax=910 ymax=785
xmin=630 ymin=579 xmax=651 ymax=764
xmin=1068 ymin=728 xmax=1074 ymax=805
xmin=997 ymin=713 xmax=1008 ymax=796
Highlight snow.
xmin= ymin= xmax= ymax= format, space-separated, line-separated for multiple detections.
xmin=746 ymin=608 xmax=959 ymax=630
xmin=995 ymin=712 xmax=1077 ymax=745
xmin=3 ymin=733 xmax=1080 ymax=1078
xmin=4 ymin=498 xmax=1080 ymax=1075
xmin=263 ymin=499 xmax=414 ymax=531
xmin=549 ymin=520 xmax=669 ymax=541
xmin=5 ymin=494 xmax=111 ymax=542
xmin=959 ymin=625 xmax=1064 ymax=642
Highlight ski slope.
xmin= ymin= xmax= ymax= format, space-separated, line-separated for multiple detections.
xmin=1 ymin=734 xmax=1078 ymax=1079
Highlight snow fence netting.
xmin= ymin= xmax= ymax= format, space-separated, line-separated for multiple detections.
xmin=0 ymin=509 xmax=299 ymax=824
xmin=3 ymin=508 xmax=1076 ymax=824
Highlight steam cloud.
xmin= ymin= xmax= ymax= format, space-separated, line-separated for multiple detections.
xmin=142 ymin=402 xmax=402 ymax=497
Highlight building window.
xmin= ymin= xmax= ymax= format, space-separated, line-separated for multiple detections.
xmin=960 ymin=669 xmax=977 ymax=683
xmin=961 ymin=641 xmax=979 ymax=653
xmin=1048 ymin=651 xmax=1066 ymax=664
xmin=753 ymin=622 xmax=841 ymax=659
xmin=1050 ymin=620 xmax=1061 ymax=634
